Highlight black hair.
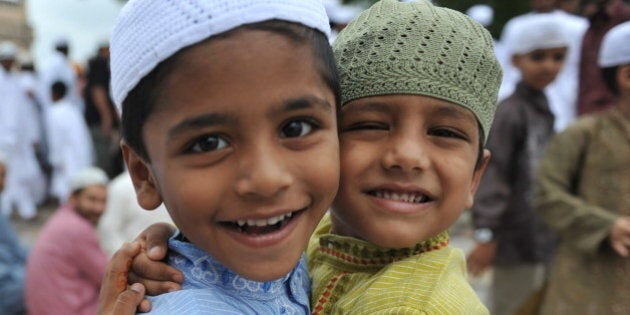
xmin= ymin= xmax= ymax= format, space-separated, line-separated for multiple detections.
xmin=475 ymin=123 xmax=485 ymax=170
xmin=122 ymin=20 xmax=340 ymax=161
xmin=601 ymin=66 xmax=620 ymax=96
xmin=55 ymin=44 xmax=69 ymax=57
xmin=51 ymin=80 xmax=67 ymax=100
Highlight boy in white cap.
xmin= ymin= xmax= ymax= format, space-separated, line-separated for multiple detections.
xmin=25 ymin=167 xmax=109 ymax=315
xmin=534 ymin=21 xmax=630 ymax=315
xmin=467 ymin=14 xmax=569 ymax=315
xmin=99 ymin=0 xmax=340 ymax=314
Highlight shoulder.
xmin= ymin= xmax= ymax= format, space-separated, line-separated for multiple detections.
xmin=550 ymin=114 xmax=599 ymax=147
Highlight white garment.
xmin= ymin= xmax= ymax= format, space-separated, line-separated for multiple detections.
xmin=498 ymin=11 xmax=588 ymax=132
xmin=97 ymin=172 xmax=172 ymax=257
xmin=0 ymin=69 xmax=45 ymax=219
xmin=39 ymin=51 xmax=83 ymax=112
xmin=46 ymin=99 xmax=94 ymax=202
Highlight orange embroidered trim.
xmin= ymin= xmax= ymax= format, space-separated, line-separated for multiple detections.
xmin=312 ymin=271 xmax=348 ymax=315
xmin=318 ymin=240 xmax=449 ymax=265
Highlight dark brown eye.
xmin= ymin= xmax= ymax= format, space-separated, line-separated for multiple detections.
xmin=280 ymin=120 xmax=314 ymax=138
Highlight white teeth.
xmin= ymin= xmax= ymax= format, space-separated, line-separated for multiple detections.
xmin=267 ymin=215 xmax=280 ymax=225
xmin=235 ymin=212 xmax=293 ymax=228
xmin=372 ymin=190 xmax=428 ymax=203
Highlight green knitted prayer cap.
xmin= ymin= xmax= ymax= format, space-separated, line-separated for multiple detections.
xmin=333 ymin=0 xmax=502 ymax=142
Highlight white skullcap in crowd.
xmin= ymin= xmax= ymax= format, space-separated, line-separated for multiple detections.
xmin=70 ymin=167 xmax=109 ymax=192
xmin=110 ymin=0 xmax=332 ymax=110
xmin=0 ymin=41 xmax=17 ymax=61
xmin=507 ymin=14 xmax=569 ymax=56
xmin=466 ymin=4 xmax=494 ymax=28
xmin=324 ymin=0 xmax=361 ymax=24
xmin=599 ymin=21 xmax=630 ymax=67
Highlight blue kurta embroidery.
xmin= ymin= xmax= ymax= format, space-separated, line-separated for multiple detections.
xmin=143 ymin=232 xmax=311 ymax=314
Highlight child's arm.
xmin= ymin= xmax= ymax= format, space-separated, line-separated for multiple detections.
xmin=127 ymin=223 xmax=184 ymax=295
xmin=98 ymin=242 xmax=149 ymax=314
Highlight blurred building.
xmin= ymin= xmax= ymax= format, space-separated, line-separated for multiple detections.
xmin=0 ymin=0 xmax=33 ymax=51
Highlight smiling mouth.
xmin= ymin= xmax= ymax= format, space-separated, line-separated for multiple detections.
xmin=219 ymin=208 xmax=306 ymax=235
xmin=367 ymin=190 xmax=432 ymax=204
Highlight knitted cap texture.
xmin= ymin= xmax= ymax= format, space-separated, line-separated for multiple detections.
xmin=333 ymin=0 xmax=502 ymax=141
xmin=110 ymin=0 xmax=331 ymax=110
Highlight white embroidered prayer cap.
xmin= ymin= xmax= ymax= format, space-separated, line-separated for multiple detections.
xmin=70 ymin=167 xmax=109 ymax=192
xmin=110 ymin=0 xmax=332 ymax=110
xmin=507 ymin=13 xmax=569 ymax=56
xmin=599 ymin=21 xmax=630 ymax=67
xmin=466 ymin=4 xmax=494 ymax=28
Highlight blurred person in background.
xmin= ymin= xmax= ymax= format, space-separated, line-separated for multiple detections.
xmin=535 ymin=21 xmax=630 ymax=315
xmin=0 ymin=41 xmax=46 ymax=220
xmin=47 ymin=81 xmax=94 ymax=203
xmin=25 ymin=167 xmax=109 ymax=315
xmin=39 ymin=38 xmax=84 ymax=113
xmin=0 ymin=152 xmax=27 ymax=315
xmin=97 ymin=170 xmax=172 ymax=257
xmin=576 ymin=0 xmax=630 ymax=116
xmin=499 ymin=0 xmax=588 ymax=132
xmin=83 ymin=42 xmax=123 ymax=179
xmin=467 ymin=15 xmax=569 ymax=315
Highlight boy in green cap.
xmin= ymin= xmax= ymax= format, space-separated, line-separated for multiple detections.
xmin=99 ymin=1 xmax=501 ymax=314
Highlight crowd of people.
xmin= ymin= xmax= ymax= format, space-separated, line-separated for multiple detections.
xmin=0 ymin=0 xmax=628 ymax=314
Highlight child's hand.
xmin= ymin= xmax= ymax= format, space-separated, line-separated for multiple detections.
xmin=98 ymin=242 xmax=151 ymax=314
xmin=610 ymin=217 xmax=630 ymax=257
xmin=466 ymin=242 xmax=497 ymax=277
xmin=129 ymin=222 xmax=184 ymax=295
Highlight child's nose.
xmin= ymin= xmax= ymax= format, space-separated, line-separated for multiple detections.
xmin=234 ymin=147 xmax=294 ymax=199
xmin=381 ymin=135 xmax=429 ymax=174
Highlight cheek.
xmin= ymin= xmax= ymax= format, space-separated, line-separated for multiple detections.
xmin=301 ymin=143 xmax=340 ymax=200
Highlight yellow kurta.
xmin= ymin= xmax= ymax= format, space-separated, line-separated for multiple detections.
xmin=307 ymin=214 xmax=488 ymax=315
xmin=534 ymin=107 xmax=630 ymax=315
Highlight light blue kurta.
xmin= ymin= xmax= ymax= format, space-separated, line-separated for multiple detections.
xmin=143 ymin=232 xmax=311 ymax=314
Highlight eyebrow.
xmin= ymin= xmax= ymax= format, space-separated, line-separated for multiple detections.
xmin=168 ymin=112 xmax=237 ymax=138
xmin=341 ymin=101 xmax=391 ymax=114
xmin=266 ymin=96 xmax=333 ymax=119
xmin=432 ymin=103 xmax=477 ymax=123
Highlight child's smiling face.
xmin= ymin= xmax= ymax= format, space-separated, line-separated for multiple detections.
xmin=331 ymin=94 xmax=489 ymax=248
xmin=123 ymin=29 xmax=339 ymax=281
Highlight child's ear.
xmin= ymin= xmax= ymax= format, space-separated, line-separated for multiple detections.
xmin=617 ymin=64 xmax=630 ymax=91
xmin=466 ymin=149 xmax=491 ymax=208
xmin=121 ymin=141 xmax=163 ymax=210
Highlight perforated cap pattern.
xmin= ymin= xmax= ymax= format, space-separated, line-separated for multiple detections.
xmin=110 ymin=0 xmax=331 ymax=110
xmin=333 ymin=0 xmax=502 ymax=142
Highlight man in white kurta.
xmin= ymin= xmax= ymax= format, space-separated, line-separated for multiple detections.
xmin=39 ymin=39 xmax=83 ymax=112
xmin=0 ymin=42 xmax=46 ymax=219
xmin=46 ymin=81 xmax=94 ymax=203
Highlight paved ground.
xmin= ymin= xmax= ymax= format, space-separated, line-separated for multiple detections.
xmin=9 ymin=204 xmax=492 ymax=307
